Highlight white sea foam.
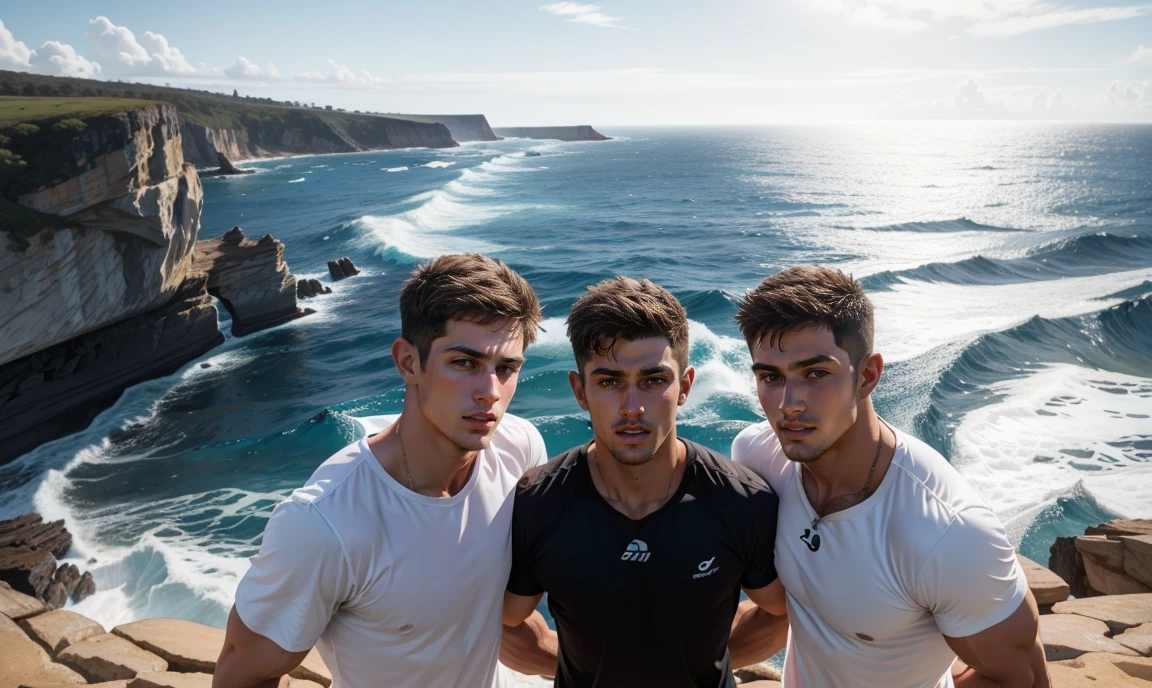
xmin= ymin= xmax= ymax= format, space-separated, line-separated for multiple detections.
xmin=287 ymin=177 xmax=306 ymax=183
xmin=872 ymin=266 xmax=1152 ymax=363
xmin=421 ymin=161 xmax=456 ymax=169
xmin=952 ymin=363 xmax=1152 ymax=531
xmin=383 ymin=166 xmax=408 ymax=172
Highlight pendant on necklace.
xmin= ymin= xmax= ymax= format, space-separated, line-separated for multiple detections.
xmin=811 ymin=516 xmax=821 ymax=530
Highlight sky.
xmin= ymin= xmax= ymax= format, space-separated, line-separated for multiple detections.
xmin=1 ymin=0 xmax=1150 ymax=124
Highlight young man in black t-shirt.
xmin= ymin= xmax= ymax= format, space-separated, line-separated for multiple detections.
xmin=502 ymin=277 xmax=789 ymax=688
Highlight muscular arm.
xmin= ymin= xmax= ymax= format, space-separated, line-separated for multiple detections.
xmin=501 ymin=591 xmax=557 ymax=676
xmin=944 ymin=591 xmax=1051 ymax=688
xmin=213 ymin=606 xmax=309 ymax=688
xmin=729 ymin=578 xmax=789 ymax=669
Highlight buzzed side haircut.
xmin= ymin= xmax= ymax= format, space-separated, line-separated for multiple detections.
xmin=399 ymin=253 xmax=542 ymax=367
xmin=567 ymin=277 xmax=690 ymax=377
xmin=735 ymin=266 xmax=874 ymax=367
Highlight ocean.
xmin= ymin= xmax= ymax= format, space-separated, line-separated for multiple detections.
xmin=1 ymin=123 xmax=1150 ymax=661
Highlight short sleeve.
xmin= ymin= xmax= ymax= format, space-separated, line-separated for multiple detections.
xmin=524 ymin=421 xmax=548 ymax=470
xmin=506 ymin=484 xmax=544 ymax=597
xmin=234 ymin=500 xmax=353 ymax=652
xmin=914 ymin=506 xmax=1028 ymax=639
xmin=740 ymin=486 xmax=780 ymax=590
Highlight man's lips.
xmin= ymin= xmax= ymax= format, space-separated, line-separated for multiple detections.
xmin=614 ymin=426 xmax=652 ymax=443
xmin=463 ymin=412 xmax=497 ymax=428
xmin=777 ymin=422 xmax=815 ymax=441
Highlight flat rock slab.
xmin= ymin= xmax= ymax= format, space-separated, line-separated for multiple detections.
xmin=287 ymin=648 xmax=331 ymax=687
xmin=28 ymin=683 xmax=129 ymax=688
xmin=112 ymin=618 xmax=224 ymax=673
xmin=0 ymin=579 xmax=47 ymax=620
xmin=1050 ymin=652 xmax=1152 ymax=686
xmin=1040 ymin=614 xmax=1136 ymax=660
xmin=21 ymin=609 xmax=106 ymax=655
xmin=1123 ymin=535 xmax=1152 ymax=589
xmin=1019 ymin=554 xmax=1071 ymax=605
xmin=57 ymin=633 xmax=168 ymax=682
xmin=1053 ymin=593 xmax=1152 ymax=634
xmin=0 ymin=614 xmax=86 ymax=688
xmin=127 ymin=672 xmax=213 ymax=688
xmin=1116 ymin=623 xmax=1152 ymax=657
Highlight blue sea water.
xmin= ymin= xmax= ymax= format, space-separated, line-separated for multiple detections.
xmin=1 ymin=123 xmax=1150 ymax=638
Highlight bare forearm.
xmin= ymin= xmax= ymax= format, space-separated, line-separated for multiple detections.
xmin=952 ymin=647 xmax=1050 ymax=688
xmin=729 ymin=601 xmax=789 ymax=670
xmin=500 ymin=611 xmax=558 ymax=677
xmin=213 ymin=647 xmax=287 ymax=688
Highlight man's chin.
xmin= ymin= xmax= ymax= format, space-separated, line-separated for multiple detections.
xmin=451 ymin=430 xmax=494 ymax=453
xmin=780 ymin=441 xmax=826 ymax=464
xmin=605 ymin=444 xmax=656 ymax=467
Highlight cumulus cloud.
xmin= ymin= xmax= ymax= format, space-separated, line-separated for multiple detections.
xmin=0 ymin=19 xmax=101 ymax=78
xmin=1106 ymin=79 xmax=1148 ymax=107
xmin=223 ymin=56 xmax=280 ymax=80
xmin=802 ymin=0 xmax=1151 ymax=38
xmin=296 ymin=59 xmax=388 ymax=85
xmin=87 ymin=16 xmax=197 ymax=75
xmin=539 ymin=2 xmax=632 ymax=29
xmin=1123 ymin=44 xmax=1152 ymax=64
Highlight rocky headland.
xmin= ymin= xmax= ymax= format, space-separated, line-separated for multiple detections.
xmin=0 ymin=100 xmax=317 ymax=465
xmin=492 ymin=125 xmax=610 ymax=141
xmin=391 ymin=114 xmax=501 ymax=142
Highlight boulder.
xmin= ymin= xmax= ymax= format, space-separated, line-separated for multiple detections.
xmin=1122 ymin=535 xmax=1152 ymax=589
xmin=20 ymin=609 xmax=106 ymax=655
xmin=0 ymin=613 xmax=86 ymax=688
xmin=1077 ymin=535 xmax=1152 ymax=596
xmin=127 ymin=672 xmax=213 ymax=688
xmin=1019 ymin=554 xmax=1071 ymax=605
xmin=112 ymin=618 xmax=223 ymax=673
xmin=287 ymin=648 xmax=332 ymax=687
xmin=1087 ymin=521 xmax=1152 ymax=538
xmin=1050 ymin=536 xmax=1089 ymax=600
xmin=0 ymin=579 xmax=47 ymax=619
xmin=43 ymin=582 xmax=69 ymax=611
xmin=0 ymin=515 xmax=72 ymax=557
xmin=57 ymin=633 xmax=168 ymax=682
xmin=1053 ymin=594 xmax=1152 ymax=635
xmin=326 ymin=257 xmax=360 ymax=281
xmin=0 ymin=547 xmax=58 ymax=598
xmin=53 ymin=564 xmax=80 ymax=597
xmin=1039 ymin=614 xmax=1136 ymax=660
xmin=72 ymin=572 xmax=96 ymax=603
xmin=1076 ymin=536 xmax=1125 ymax=569
xmin=295 ymin=278 xmax=331 ymax=300
xmin=1116 ymin=623 xmax=1152 ymax=657
xmin=1049 ymin=652 xmax=1152 ymax=686
xmin=193 ymin=230 xmax=310 ymax=336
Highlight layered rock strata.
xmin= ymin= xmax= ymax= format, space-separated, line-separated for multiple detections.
xmin=193 ymin=228 xmax=311 ymax=337
xmin=492 ymin=125 xmax=610 ymax=141
xmin=0 ymin=515 xmax=96 ymax=612
xmin=1051 ymin=520 xmax=1152 ymax=597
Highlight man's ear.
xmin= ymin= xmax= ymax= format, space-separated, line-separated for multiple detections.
xmin=392 ymin=338 xmax=422 ymax=384
xmin=568 ymin=370 xmax=590 ymax=412
xmin=677 ymin=365 xmax=695 ymax=407
xmin=856 ymin=352 xmax=883 ymax=399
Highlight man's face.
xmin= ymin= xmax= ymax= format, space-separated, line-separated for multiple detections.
xmin=569 ymin=337 xmax=694 ymax=466
xmin=750 ymin=326 xmax=862 ymax=463
xmin=414 ymin=318 xmax=525 ymax=452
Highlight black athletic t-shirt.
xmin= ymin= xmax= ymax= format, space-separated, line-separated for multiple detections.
xmin=507 ymin=438 xmax=780 ymax=688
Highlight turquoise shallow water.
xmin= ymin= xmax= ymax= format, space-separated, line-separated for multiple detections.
xmin=1 ymin=123 xmax=1150 ymax=632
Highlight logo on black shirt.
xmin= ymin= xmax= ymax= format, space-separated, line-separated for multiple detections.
xmin=800 ymin=528 xmax=821 ymax=552
xmin=621 ymin=539 xmax=651 ymax=562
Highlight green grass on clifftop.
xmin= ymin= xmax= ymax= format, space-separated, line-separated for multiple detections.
xmin=0 ymin=96 xmax=156 ymax=127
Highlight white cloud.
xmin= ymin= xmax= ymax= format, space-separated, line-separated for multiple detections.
xmin=539 ymin=2 xmax=631 ymax=29
xmin=0 ymin=20 xmax=33 ymax=71
xmin=1123 ymin=44 xmax=1152 ymax=64
xmin=802 ymin=0 xmax=1152 ymax=38
xmin=296 ymin=59 xmax=388 ymax=85
xmin=87 ymin=16 xmax=197 ymax=75
xmin=0 ymin=20 xmax=101 ymax=78
xmin=30 ymin=40 xmax=102 ymax=78
xmin=223 ymin=56 xmax=280 ymax=80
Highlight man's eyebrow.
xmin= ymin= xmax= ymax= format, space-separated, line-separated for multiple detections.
xmin=640 ymin=365 xmax=674 ymax=376
xmin=588 ymin=366 xmax=625 ymax=378
xmin=443 ymin=346 xmax=526 ymax=365
xmin=750 ymin=355 xmax=836 ymax=373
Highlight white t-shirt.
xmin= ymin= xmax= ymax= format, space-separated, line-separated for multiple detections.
xmin=732 ymin=421 xmax=1026 ymax=688
xmin=235 ymin=413 xmax=548 ymax=688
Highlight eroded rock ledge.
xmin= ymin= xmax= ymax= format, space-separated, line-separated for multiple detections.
xmin=193 ymin=227 xmax=312 ymax=337
xmin=0 ymin=514 xmax=96 ymax=614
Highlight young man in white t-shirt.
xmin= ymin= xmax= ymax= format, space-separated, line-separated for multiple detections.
xmin=729 ymin=266 xmax=1050 ymax=688
xmin=213 ymin=254 xmax=558 ymax=688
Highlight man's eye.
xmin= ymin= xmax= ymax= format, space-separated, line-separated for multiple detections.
xmin=807 ymin=370 xmax=829 ymax=379
xmin=598 ymin=379 xmax=619 ymax=388
xmin=497 ymin=365 xmax=518 ymax=375
xmin=645 ymin=377 xmax=667 ymax=386
xmin=453 ymin=359 xmax=476 ymax=369
xmin=759 ymin=374 xmax=781 ymax=383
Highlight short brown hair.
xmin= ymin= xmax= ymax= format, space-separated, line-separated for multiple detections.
xmin=400 ymin=253 xmax=542 ymax=366
xmin=567 ymin=277 xmax=690 ymax=376
xmin=735 ymin=266 xmax=873 ymax=366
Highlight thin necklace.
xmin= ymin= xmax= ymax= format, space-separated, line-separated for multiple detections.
xmin=396 ymin=422 xmax=415 ymax=491
xmin=809 ymin=422 xmax=885 ymax=530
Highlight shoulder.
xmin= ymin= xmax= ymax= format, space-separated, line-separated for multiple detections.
xmin=888 ymin=430 xmax=992 ymax=524
xmin=490 ymin=413 xmax=548 ymax=471
xmin=730 ymin=420 xmax=790 ymax=491
xmin=517 ymin=445 xmax=584 ymax=497
xmin=277 ymin=440 xmax=379 ymax=553
xmin=685 ymin=440 xmax=779 ymax=520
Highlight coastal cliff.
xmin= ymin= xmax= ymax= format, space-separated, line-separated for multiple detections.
xmin=0 ymin=99 xmax=315 ymax=466
xmin=492 ymin=125 xmax=609 ymax=141
xmin=393 ymin=114 xmax=501 ymax=142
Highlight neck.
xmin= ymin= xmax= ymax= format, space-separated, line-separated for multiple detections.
xmin=802 ymin=400 xmax=890 ymax=495
xmin=367 ymin=393 xmax=480 ymax=498
xmin=588 ymin=431 xmax=686 ymax=518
